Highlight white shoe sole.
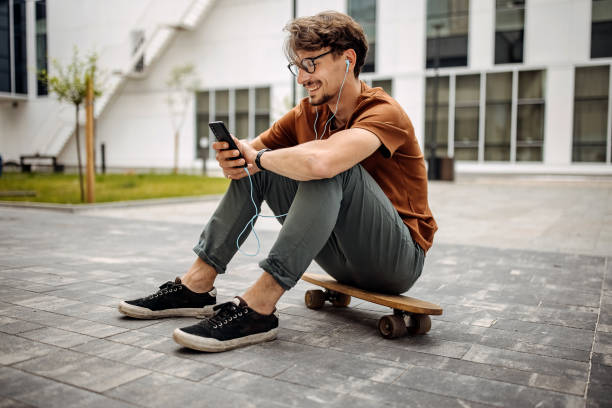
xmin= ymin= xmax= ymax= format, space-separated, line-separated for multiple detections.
xmin=172 ymin=327 xmax=278 ymax=352
xmin=118 ymin=301 xmax=215 ymax=319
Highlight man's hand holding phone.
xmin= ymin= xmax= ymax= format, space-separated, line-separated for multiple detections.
xmin=209 ymin=121 xmax=259 ymax=180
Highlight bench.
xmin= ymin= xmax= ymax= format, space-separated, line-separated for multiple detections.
xmin=19 ymin=154 xmax=64 ymax=173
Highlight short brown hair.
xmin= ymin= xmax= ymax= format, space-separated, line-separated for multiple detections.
xmin=283 ymin=11 xmax=369 ymax=78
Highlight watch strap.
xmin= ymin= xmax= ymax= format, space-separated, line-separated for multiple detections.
xmin=255 ymin=148 xmax=271 ymax=171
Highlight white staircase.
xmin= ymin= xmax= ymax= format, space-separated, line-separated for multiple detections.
xmin=41 ymin=0 xmax=215 ymax=157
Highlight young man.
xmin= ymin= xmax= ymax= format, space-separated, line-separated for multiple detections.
xmin=119 ymin=11 xmax=437 ymax=352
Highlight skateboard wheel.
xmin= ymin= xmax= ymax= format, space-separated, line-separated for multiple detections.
xmin=305 ymin=289 xmax=326 ymax=309
xmin=378 ymin=315 xmax=407 ymax=339
xmin=408 ymin=315 xmax=431 ymax=335
xmin=330 ymin=293 xmax=351 ymax=307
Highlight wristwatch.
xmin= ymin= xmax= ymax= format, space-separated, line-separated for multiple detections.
xmin=255 ymin=148 xmax=271 ymax=171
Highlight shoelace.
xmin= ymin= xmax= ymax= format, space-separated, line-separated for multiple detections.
xmin=146 ymin=280 xmax=183 ymax=300
xmin=209 ymin=302 xmax=249 ymax=329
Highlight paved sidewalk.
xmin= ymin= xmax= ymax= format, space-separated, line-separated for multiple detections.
xmin=0 ymin=177 xmax=611 ymax=407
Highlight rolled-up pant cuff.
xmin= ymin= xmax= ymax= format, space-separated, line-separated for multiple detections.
xmin=259 ymin=258 xmax=296 ymax=291
xmin=193 ymin=246 xmax=227 ymax=276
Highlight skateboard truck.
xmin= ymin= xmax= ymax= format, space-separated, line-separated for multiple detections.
xmin=305 ymin=289 xmax=351 ymax=308
xmin=376 ymin=309 xmax=432 ymax=339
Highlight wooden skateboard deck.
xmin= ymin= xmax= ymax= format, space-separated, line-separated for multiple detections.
xmin=301 ymin=272 xmax=443 ymax=338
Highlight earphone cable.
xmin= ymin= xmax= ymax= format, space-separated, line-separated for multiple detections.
xmin=235 ymin=167 xmax=288 ymax=257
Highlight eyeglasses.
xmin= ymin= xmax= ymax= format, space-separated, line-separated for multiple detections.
xmin=287 ymin=50 xmax=333 ymax=77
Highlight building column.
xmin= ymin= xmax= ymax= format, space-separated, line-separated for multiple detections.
xmin=544 ymin=66 xmax=574 ymax=166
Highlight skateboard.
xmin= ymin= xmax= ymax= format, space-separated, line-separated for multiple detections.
xmin=301 ymin=273 xmax=443 ymax=339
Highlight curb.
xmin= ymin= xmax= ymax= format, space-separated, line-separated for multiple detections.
xmin=0 ymin=194 xmax=224 ymax=213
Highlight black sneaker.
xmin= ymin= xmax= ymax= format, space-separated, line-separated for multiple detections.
xmin=118 ymin=277 xmax=216 ymax=319
xmin=172 ymin=296 xmax=278 ymax=352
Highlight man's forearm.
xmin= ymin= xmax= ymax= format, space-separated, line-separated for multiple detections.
xmin=257 ymin=141 xmax=331 ymax=181
xmin=248 ymin=129 xmax=381 ymax=181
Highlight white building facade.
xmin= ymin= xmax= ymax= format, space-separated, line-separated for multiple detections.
xmin=1 ymin=0 xmax=611 ymax=175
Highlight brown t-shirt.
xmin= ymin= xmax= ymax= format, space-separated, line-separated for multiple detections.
xmin=259 ymin=82 xmax=437 ymax=252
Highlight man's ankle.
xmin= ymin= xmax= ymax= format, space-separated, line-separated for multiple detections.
xmin=184 ymin=282 xmax=213 ymax=294
xmin=181 ymin=257 xmax=218 ymax=293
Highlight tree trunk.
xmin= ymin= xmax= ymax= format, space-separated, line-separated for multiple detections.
xmin=173 ymin=130 xmax=179 ymax=174
xmin=75 ymin=104 xmax=85 ymax=202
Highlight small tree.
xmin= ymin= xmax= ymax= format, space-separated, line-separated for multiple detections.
xmin=166 ymin=63 xmax=200 ymax=174
xmin=39 ymin=47 xmax=103 ymax=202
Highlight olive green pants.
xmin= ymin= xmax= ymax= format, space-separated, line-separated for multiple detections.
xmin=193 ymin=165 xmax=424 ymax=294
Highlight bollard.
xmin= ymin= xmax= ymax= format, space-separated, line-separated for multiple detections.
xmin=0 ymin=154 xmax=2 ymax=177
xmin=101 ymin=143 xmax=106 ymax=174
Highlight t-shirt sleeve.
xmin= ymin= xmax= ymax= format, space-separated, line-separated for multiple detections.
xmin=259 ymin=106 xmax=299 ymax=149
xmin=350 ymin=99 xmax=412 ymax=158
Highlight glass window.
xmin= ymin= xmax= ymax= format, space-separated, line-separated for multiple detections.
xmin=455 ymin=74 xmax=480 ymax=160
xmin=255 ymin=87 xmax=270 ymax=136
xmin=36 ymin=0 xmax=47 ymax=95
xmin=573 ymin=66 xmax=609 ymax=162
xmin=426 ymin=0 xmax=469 ymax=68
xmin=592 ymin=0 xmax=612 ymax=58
xmin=348 ymin=0 xmax=376 ymax=73
xmin=0 ymin=0 xmax=9 ymax=92
xmin=13 ymin=0 xmax=26 ymax=94
xmin=235 ymin=88 xmax=249 ymax=140
xmin=195 ymin=91 xmax=210 ymax=159
xmin=485 ymin=72 xmax=512 ymax=161
xmin=516 ymin=70 xmax=545 ymax=161
xmin=425 ymin=76 xmax=450 ymax=159
xmin=215 ymin=89 xmax=230 ymax=130
xmin=372 ymin=79 xmax=392 ymax=96
xmin=495 ymin=0 xmax=524 ymax=64
xmin=196 ymin=87 xmax=271 ymax=160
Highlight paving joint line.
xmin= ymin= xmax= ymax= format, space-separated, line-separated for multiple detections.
xmin=583 ymin=255 xmax=607 ymax=400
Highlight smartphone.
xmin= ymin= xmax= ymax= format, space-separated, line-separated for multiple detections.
xmin=208 ymin=121 xmax=246 ymax=167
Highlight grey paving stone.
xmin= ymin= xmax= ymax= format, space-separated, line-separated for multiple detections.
xmin=0 ymin=304 xmax=74 ymax=327
xmin=440 ymin=358 xmax=586 ymax=396
xmin=0 ymin=277 xmax=59 ymax=293
xmin=0 ymin=320 xmax=43 ymax=335
xmin=278 ymin=364 xmax=494 ymax=408
xmin=17 ymin=327 xmax=95 ymax=348
xmin=0 ymin=333 xmax=57 ymax=365
xmin=491 ymin=319 xmax=594 ymax=350
xmin=593 ymin=331 xmax=612 ymax=355
xmin=42 ymin=288 xmax=119 ymax=307
xmin=394 ymin=365 xmax=585 ymax=408
xmin=591 ymin=352 xmax=612 ymax=367
xmin=192 ymin=348 xmax=294 ymax=377
xmin=280 ymin=328 xmax=452 ymax=370
xmin=202 ymin=368 xmax=344 ymax=406
xmin=105 ymin=372 xmax=285 ymax=408
xmin=0 ymin=366 xmax=136 ymax=408
xmin=13 ymin=349 xmax=150 ymax=393
xmin=137 ymin=317 xmax=196 ymax=338
xmin=462 ymin=344 xmax=589 ymax=380
xmin=72 ymin=338 xmax=222 ymax=381
xmin=0 ymin=397 xmax=35 ymax=408
xmin=105 ymin=329 xmax=168 ymax=347
xmin=586 ymin=361 xmax=612 ymax=408
xmin=11 ymin=294 xmax=82 ymax=313
xmin=53 ymin=317 xmax=128 ymax=338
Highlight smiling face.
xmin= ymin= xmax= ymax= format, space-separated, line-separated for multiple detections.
xmin=295 ymin=48 xmax=347 ymax=107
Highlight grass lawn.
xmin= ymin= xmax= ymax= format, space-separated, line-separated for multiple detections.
xmin=0 ymin=172 xmax=230 ymax=204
